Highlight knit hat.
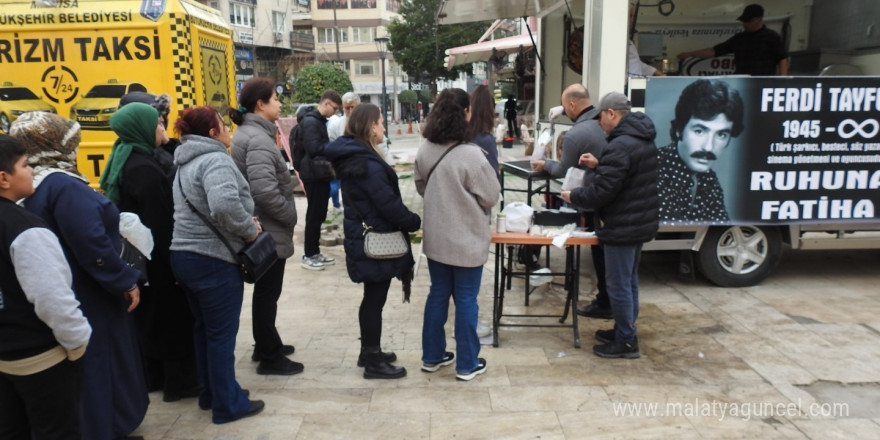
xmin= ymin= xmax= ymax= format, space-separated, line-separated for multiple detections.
xmin=120 ymin=91 xmax=172 ymax=128
xmin=9 ymin=111 xmax=83 ymax=176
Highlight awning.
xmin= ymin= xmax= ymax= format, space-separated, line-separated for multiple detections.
xmin=438 ymin=0 xmax=564 ymax=24
xmin=444 ymin=33 xmax=535 ymax=70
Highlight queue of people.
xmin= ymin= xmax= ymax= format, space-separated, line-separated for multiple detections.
xmin=1 ymin=70 xmax=664 ymax=438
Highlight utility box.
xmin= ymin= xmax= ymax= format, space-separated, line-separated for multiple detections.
xmin=0 ymin=0 xmax=236 ymax=185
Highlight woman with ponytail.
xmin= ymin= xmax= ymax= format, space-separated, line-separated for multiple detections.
xmin=228 ymin=77 xmax=301 ymax=376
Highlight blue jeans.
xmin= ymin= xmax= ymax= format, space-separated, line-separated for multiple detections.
xmin=604 ymin=244 xmax=643 ymax=342
xmin=329 ymin=179 xmax=341 ymax=208
xmin=422 ymin=259 xmax=483 ymax=373
xmin=170 ymin=251 xmax=250 ymax=424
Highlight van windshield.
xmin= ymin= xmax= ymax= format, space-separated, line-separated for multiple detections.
xmin=0 ymin=87 xmax=39 ymax=101
xmin=84 ymin=85 xmax=126 ymax=98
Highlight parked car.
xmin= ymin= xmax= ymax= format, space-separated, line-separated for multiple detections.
xmin=0 ymin=82 xmax=57 ymax=133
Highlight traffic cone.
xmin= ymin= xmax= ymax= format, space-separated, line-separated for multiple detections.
xmin=407 ymin=120 xmax=413 ymax=134
xmin=396 ymin=124 xmax=402 ymax=135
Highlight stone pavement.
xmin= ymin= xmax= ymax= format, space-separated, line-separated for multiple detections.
xmin=132 ymin=132 xmax=880 ymax=439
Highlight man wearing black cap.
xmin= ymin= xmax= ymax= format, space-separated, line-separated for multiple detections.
xmin=677 ymin=3 xmax=788 ymax=76
xmin=560 ymin=92 xmax=659 ymax=359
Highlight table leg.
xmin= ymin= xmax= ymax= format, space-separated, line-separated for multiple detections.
xmin=572 ymin=246 xmax=582 ymax=348
xmin=493 ymin=243 xmax=503 ymax=347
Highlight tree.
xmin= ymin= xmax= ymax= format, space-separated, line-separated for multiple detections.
xmin=398 ymin=89 xmax=418 ymax=121
xmin=418 ymin=88 xmax=432 ymax=104
xmin=293 ymin=63 xmax=354 ymax=103
xmin=388 ymin=0 xmax=488 ymax=94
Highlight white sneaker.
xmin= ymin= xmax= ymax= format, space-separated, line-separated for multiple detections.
xmin=301 ymin=255 xmax=325 ymax=271
xmin=314 ymin=253 xmax=335 ymax=265
xmin=456 ymin=358 xmax=487 ymax=381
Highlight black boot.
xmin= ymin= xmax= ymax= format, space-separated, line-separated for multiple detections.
xmin=362 ymin=346 xmax=406 ymax=379
xmin=357 ymin=347 xmax=397 ymax=367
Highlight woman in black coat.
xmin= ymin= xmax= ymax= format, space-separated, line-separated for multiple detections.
xmin=324 ymin=104 xmax=421 ymax=379
xmin=103 ymin=102 xmax=199 ymax=401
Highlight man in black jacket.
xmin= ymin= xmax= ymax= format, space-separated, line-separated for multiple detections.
xmin=561 ymin=92 xmax=659 ymax=359
xmin=293 ymin=90 xmax=342 ymax=270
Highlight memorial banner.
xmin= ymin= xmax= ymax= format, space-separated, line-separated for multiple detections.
xmin=646 ymin=77 xmax=880 ymax=225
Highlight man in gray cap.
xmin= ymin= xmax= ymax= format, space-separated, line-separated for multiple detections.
xmin=677 ymin=3 xmax=788 ymax=76
xmin=560 ymin=92 xmax=659 ymax=359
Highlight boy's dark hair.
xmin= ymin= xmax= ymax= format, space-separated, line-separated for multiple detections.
xmin=670 ymin=79 xmax=745 ymax=143
xmin=422 ymin=88 xmax=469 ymax=144
xmin=0 ymin=134 xmax=27 ymax=173
xmin=321 ymin=90 xmax=342 ymax=106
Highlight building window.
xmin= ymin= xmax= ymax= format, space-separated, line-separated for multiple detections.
xmin=317 ymin=27 xmax=348 ymax=43
xmin=230 ymin=2 xmax=255 ymax=28
xmin=273 ymin=11 xmax=286 ymax=33
xmin=351 ymin=27 xmax=375 ymax=44
xmin=355 ymin=60 xmax=377 ymax=76
xmin=386 ymin=0 xmax=400 ymax=12
xmin=351 ymin=0 xmax=376 ymax=9
xmin=318 ymin=0 xmax=348 ymax=9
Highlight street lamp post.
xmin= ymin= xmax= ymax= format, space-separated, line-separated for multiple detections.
xmin=374 ymin=36 xmax=390 ymax=136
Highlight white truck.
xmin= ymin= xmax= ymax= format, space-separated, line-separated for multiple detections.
xmin=438 ymin=0 xmax=880 ymax=286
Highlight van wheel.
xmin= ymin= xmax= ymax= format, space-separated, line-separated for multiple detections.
xmin=696 ymin=225 xmax=782 ymax=287
xmin=0 ymin=114 xmax=9 ymax=133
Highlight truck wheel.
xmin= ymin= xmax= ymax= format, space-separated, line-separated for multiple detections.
xmin=696 ymin=225 xmax=782 ymax=287
xmin=0 ymin=114 xmax=9 ymax=133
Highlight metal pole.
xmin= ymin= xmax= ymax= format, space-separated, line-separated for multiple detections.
xmin=380 ymin=54 xmax=388 ymax=135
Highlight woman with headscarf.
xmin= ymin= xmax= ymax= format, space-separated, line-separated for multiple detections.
xmin=103 ymin=102 xmax=200 ymax=402
xmin=11 ymin=112 xmax=148 ymax=440
xmin=325 ymin=104 xmax=420 ymax=379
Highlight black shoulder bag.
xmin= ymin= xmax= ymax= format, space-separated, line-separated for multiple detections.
xmin=176 ymin=173 xmax=277 ymax=283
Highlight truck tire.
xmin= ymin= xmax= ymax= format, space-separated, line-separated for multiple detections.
xmin=696 ymin=225 xmax=783 ymax=287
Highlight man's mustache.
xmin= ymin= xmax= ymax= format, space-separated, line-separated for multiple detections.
xmin=690 ymin=151 xmax=717 ymax=161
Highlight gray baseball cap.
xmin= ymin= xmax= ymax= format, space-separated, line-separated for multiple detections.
xmin=593 ymin=92 xmax=632 ymax=119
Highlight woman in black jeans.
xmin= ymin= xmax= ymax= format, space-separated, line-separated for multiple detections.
xmin=325 ymin=104 xmax=421 ymax=379
xmin=229 ymin=77 xmax=301 ymax=376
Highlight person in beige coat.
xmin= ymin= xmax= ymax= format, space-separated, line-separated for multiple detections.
xmin=414 ymin=88 xmax=501 ymax=381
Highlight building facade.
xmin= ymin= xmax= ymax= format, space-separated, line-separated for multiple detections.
xmin=310 ymin=0 xmax=405 ymax=120
xmin=202 ymin=0 xmax=314 ymax=94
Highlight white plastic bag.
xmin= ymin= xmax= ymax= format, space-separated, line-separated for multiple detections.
xmin=119 ymin=212 xmax=154 ymax=259
xmin=531 ymin=129 xmax=552 ymax=163
xmin=501 ymin=202 xmax=534 ymax=233
xmin=561 ymin=167 xmax=586 ymax=191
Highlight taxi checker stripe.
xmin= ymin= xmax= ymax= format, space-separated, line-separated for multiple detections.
xmin=169 ymin=13 xmax=195 ymax=109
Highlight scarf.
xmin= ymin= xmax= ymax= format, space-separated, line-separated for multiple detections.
xmin=9 ymin=111 xmax=84 ymax=178
xmin=100 ymin=103 xmax=158 ymax=204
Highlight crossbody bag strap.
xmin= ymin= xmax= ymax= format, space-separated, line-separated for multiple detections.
xmin=176 ymin=172 xmax=240 ymax=260
xmin=424 ymin=141 xmax=463 ymax=186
